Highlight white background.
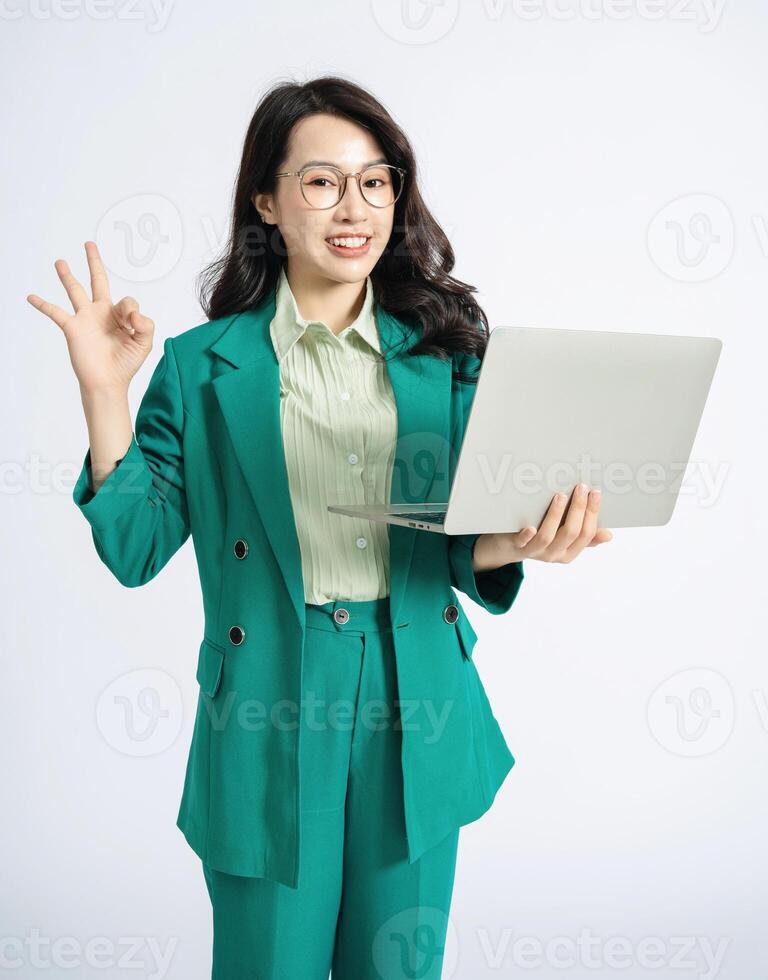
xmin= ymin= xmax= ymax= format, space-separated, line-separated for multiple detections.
xmin=3 ymin=0 xmax=766 ymax=977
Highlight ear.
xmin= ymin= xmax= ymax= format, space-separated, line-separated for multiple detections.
xmin=252 ymin=191 xmax=273 ymax=224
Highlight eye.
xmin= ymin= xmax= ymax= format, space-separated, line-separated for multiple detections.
xmin=302 ymin=168 xmax=340 ymax=188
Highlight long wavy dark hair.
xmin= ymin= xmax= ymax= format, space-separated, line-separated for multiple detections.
xmin=197 ymin=74 xmax=490 ymax=363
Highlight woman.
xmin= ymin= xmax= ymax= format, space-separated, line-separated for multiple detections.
xmin=28 ymin=76 xmax=612 ymax=979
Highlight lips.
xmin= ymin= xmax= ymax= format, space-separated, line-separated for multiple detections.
xmin=324 ymin=236 xmax=373 ymax=258
xmin=324 ymin=235 xmax=372 ymax=243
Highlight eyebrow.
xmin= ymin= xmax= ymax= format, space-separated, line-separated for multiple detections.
xmin=298 ymin=157 xmax=389 ymax=169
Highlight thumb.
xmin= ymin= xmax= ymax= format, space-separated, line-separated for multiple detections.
xmin=126 ymin=309 xmax=154 ymax=346
xmin=113 ymin=295 xmax=140 ymax=331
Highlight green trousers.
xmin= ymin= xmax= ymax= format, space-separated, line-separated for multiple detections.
xmin=202 ymin=596 xmax=460 ymax=979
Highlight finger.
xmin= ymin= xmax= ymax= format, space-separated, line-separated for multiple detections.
xmin=557 ymin=483 xmax=592 ymax=544
xmin=515 ymin=526 xmax=537 ymax=550
xmin=586 ymin=528 xmax=614 ymax=547
xmin=26 ymin=293 xmax=71 ymax=330
xmin=55 ymin=259 xmax=90 ymax=312
xmin=540 ymin=484 xmax=588 ymax=558
xmin=562 ymin=489 xmax=602 ymax=560
xmin=125 ymin=309 xmax=155 ymax=344
xmin=533 ymin=491 xmax=570 ymax=546
xmin=113 ymin=296 xmax=140 ymax=332
xmin=573 ymin=488 xmax=602 ymax=545
xmin=521 ymin=491 xmax=570 ymax=557
xmin=84 ymin=240 xmax=112 ymax=303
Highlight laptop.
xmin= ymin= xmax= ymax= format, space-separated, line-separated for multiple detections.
xmin=327 ymin=326 xmax=723 ymax=535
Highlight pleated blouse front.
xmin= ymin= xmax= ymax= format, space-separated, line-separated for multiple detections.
xmin=268 ymin=266 xmax=398 ymax=604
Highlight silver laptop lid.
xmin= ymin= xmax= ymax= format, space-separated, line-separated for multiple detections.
xmin=443 ymin=326 xmax=722 ymax=535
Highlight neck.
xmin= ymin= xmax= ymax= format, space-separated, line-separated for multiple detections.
xmin=283 ymin=263 xmax=368 ymax=336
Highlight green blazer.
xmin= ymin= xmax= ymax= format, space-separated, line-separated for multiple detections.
xmin=72 ymin=287 xmax=525 ymax=888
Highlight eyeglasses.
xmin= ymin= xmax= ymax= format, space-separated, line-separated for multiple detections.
xmin=273 ymin=164 xmax=406 ymax=210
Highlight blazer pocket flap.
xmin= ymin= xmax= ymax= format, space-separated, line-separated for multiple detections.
xmin=196 ymin=637 xmax=224 ymax=697
xmin=455 ymin=605 xmax=478 ymax=660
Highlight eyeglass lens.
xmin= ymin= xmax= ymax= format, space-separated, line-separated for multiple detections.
xmin=300 ymin=166 xmax=402 ymax=208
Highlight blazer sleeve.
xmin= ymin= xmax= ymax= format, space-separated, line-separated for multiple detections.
xmin=447 ymin=347 xmax=524 ymax=615
xmin=71 ymin=336 xmax=190 ymax=587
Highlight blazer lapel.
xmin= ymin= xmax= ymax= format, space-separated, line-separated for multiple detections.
xmin=208 ymin=291 xmax=452 ymax=631
xmin=376 ymin=307 xmax=452 ymax=624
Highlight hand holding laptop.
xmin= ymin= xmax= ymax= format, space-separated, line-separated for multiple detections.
xmin=473 ymin=480 xmax=614 ymax=571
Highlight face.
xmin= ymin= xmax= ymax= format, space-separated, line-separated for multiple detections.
xmin=253 ymin=113 xmax=396 ymax=286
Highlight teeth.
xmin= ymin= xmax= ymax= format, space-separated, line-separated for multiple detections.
xmin=327 ymin=237 xmax=368 ymax=247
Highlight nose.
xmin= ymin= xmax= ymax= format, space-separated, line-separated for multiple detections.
xmin=335 ymin=173 xmax=369 ymax=214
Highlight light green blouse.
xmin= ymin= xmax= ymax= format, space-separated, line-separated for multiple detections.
xmin=269 ymin=266 xmax=398 ymax=604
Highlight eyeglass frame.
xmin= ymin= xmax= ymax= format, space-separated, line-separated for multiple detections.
xmin=272 ymin=164 xmax=407 ymax=210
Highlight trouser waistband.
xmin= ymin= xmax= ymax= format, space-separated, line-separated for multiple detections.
xmin=304 ymin=596 xmax=392 ymax=633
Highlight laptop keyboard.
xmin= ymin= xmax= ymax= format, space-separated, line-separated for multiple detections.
xmin=398 ymin=510 xmax=447 ymax=524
